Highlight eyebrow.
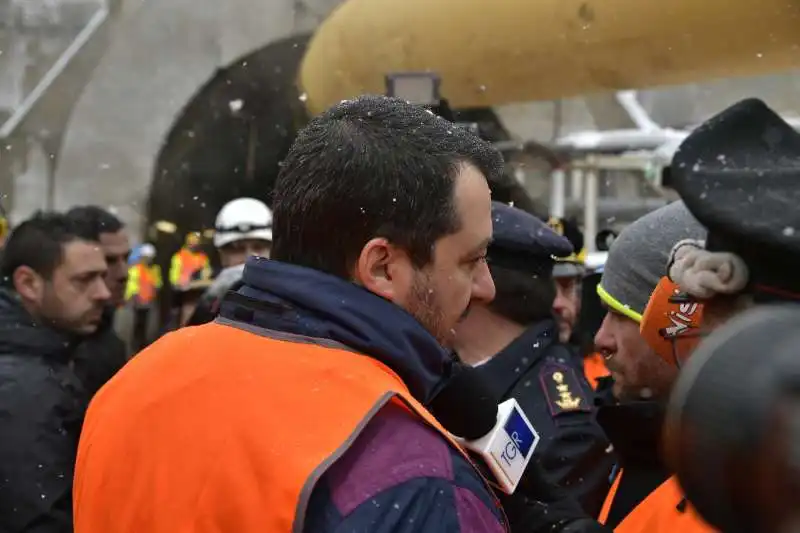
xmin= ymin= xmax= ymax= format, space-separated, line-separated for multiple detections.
xmin=470 ymin=237 xmax=492 ymax=256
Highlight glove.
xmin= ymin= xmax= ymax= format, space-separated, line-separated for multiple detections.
xmin=499 ymin=461 xmax=612 ymax=533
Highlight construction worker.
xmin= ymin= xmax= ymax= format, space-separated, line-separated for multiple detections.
xmin=172 ymin=267 xmax=214 ymax=328
xmin=184 ymin=197 xmax=273 ymax=326
xmin=126 ymin=243 xmax=162 ymax=351
xmin=593 ymin=202 xmax=707 ymax=530
xmin=214 ymin=197 xmax=273 ymax=266
xmin=622 ymin=98 xmax=800 ymax=533
xmin=168 ymin=231 xmax=211 ymax=289
xmin=0 ymin=215 xmax=9 ymax=249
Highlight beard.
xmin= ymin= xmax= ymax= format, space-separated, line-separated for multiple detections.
xmin=405 ymin=270 xmax=455 ymax=348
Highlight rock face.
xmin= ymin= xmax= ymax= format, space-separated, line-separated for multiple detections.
xmin=9 ymin=0 xmax=800 ymax=237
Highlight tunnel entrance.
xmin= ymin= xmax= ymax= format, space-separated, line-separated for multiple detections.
xmin=147 ymin=34 xmax=311 ymax=241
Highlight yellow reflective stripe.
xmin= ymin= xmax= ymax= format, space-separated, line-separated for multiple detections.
xmin=125 ymin=266 xmax=140 ymax=301
xmin=597 ymin=283 xmax=643 ymax=323
xmin=151 ymin=265 xmax=163 ymax=289
xmin=169 ymin=255 xmax=182 ymax=286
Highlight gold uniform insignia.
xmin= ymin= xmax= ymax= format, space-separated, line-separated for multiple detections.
xmin=547 ymin=217 xmax=565 ymax=236
xmin=540 ymin=364 xmax=592 ymax=416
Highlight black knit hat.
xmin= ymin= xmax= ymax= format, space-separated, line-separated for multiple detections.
xmin=671 ymin=98 xmax=800 ymax=300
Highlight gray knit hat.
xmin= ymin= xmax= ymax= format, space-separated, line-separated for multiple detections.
xmin=597 ymin=201 xmax=706 ymax=322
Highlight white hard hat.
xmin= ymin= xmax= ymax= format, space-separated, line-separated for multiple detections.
xmin=213 ymin=197 xmax=273 ymax=248
xmin=139 ymin=243 xmax=156 ymax=258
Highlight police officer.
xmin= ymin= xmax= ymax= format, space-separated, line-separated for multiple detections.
xmin=546 ymin=217 xmax=613 ymax=389
xmin=454 ymin=201 xmax=615 ymax=516
xmin=548 ymin=216 xmax=586 ymax=346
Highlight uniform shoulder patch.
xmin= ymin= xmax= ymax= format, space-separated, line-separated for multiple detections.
xmin=539 ymin=363 xmax=592 ymax=416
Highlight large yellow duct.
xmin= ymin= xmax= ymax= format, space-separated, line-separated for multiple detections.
xmin=299 ymin=0 xmax=800 ymax=115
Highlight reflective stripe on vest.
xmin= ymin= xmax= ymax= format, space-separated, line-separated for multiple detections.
xmin=73 ymin=318 xmax=505 ymax=533
xmin=611 ymin=476 xmax=716 ymax=533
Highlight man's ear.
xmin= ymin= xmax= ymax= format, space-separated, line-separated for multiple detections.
xmin=13 ymin=266 xmax=44 ymax=303
xmin=353 ymin=237 xmax=412 ymax=301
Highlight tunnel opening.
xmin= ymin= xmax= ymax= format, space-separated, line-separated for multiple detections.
xmin=148 ymin=33 xmax=311 ymax=243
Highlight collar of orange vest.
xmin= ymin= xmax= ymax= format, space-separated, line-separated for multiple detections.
xmin=219 ymin=257 xmax=457 ymax=405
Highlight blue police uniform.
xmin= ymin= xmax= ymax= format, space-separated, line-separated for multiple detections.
xmin=473 ymin=202 xmax=616 ymax=516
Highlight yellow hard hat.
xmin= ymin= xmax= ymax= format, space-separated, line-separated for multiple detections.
xmin=185 ymin=232 xmax=202 ymax=246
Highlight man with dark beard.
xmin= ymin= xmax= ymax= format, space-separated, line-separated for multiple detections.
xmin=0 ymin=212 xmax=110 ymax=533
xmin=74 ymin=95 xmax=508 ymax=533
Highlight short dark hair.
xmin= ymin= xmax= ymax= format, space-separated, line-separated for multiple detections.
xmin=66 ymin=205 xmax=124 ymax=240
xmin=1 ymin=211 xmax=99 ymax=281
xmin=487 ymin=264 xmax=556 ymax=325
xmin=271 ymin=95 xmax=504 ymax=278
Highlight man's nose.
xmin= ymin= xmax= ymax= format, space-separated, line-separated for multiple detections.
xmin=95 ymin=279 xmax=112 ymax=301
xmin=594 ymin=313 xmax=614 ymax=351
xmin=552 ymin=291 xmax=568 ymax=313
xmin=472 ymin=261 xmax=496 ymax=304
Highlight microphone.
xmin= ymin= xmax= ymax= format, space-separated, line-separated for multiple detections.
xmin=457 ymin=398 xmax=540 ymax=494
xmin=427 ymin=365 xmax=540 ymax=494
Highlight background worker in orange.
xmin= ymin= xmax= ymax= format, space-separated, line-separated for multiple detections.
xmin=168 ymin=231 xmax=210 ymax=288
xmin=125 ymin=243 xmax=161 ymax=351
xmin=590 ymin=99 xmax=797 ymax=533
xmin=592 ymin=201 xmax=706 ymax=530
xmin=73 ymin=96 xmax=514 ymax=533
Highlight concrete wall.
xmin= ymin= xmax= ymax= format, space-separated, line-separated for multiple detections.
xmin=52 ymin=0 xmax=340 ymax=240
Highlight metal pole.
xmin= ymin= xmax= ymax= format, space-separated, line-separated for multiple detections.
xmin=550 ymin=168 xmax=565 ymax=217
xmin=615 ymin=90 xmax=659 ymax=131
xmin=583 ymin=159 xmax=599 ymax=253
xmin=45 ymin=158 xmax=56 ymax=210
xmin=571 ymin=167 xmax=583 ymax=201
xmin=0 ymin=6 xmax=109 ymax=138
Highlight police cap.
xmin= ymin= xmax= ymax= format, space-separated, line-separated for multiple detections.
xmin=671 ymin=98 xmax=800 ymax=297
xmin=548 ymin=216 xmax=587 ymax=278
xmin=488 ymin=201 xmax=573 ymax=276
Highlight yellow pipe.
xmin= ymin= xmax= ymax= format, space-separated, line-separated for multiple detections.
xmin=300 ymin=0 xmax=800 ymax=115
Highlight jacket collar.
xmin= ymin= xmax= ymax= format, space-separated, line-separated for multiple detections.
xmin=219 ymin=257 xmax=455 ymax=405
xmin=473 ymin=320 xmax=559 ymax=399
xmin=595 ymin=378 xmax=666 ymax=468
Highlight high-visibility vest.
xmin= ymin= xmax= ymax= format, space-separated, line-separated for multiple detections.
xmin=126 ymin=264 xmax=162 ymax=305
xmin=169 ymin=248 xmax=210 ymax=287
xmin=598 ymin=472 xmax=716 ymax=533
xmin=73 ymin=319 xmax=504 ymax=533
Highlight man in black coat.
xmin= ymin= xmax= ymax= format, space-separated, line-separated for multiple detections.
xmin=0 ymin=212 xmax=110 ymax=533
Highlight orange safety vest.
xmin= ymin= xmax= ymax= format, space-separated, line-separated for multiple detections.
xmin=73 ymin=319 xmax=504 ymax=533
xmin=584 ymin=352 xmax=611 ymax=390
xmin=598 ymin=472 xmax=716 ymax=533
xmin=136 ymin=264 xmax=158 ymax=304
xmin=176 ymin=249 xmax=208 ymax=286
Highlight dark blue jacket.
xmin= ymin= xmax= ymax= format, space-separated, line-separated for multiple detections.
xmin=219 ymin=258 xmax=506 ymax=533
xmin=474 ymin=321 xmax=615 ymax=517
